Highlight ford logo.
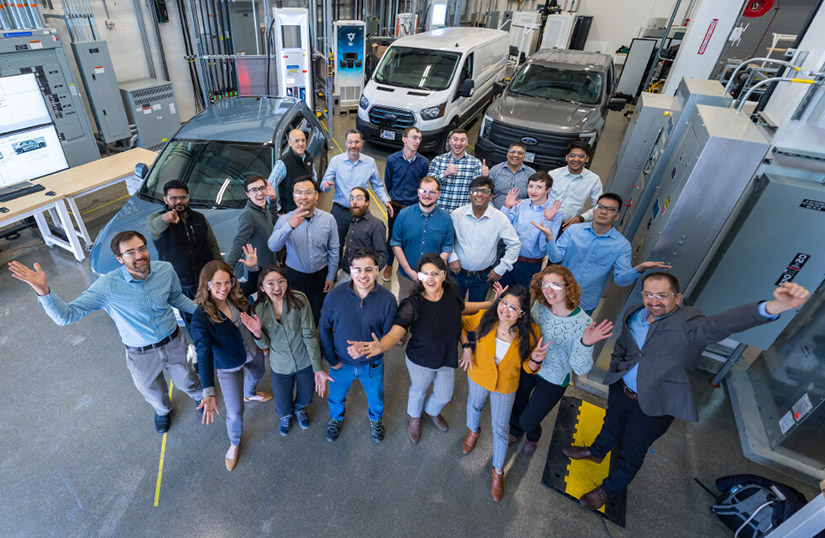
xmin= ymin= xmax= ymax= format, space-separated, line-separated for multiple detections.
xmin=521 ymin=137 xmax=538 ymax=146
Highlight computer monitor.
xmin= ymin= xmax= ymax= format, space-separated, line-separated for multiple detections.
xmin=0 ymin=73 xmax=52 ymax=134
xmin=0 ymin=124 xmax=69 ymax=188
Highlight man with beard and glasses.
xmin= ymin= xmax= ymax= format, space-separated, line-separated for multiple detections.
xmin=147 ymin=180 xmax=222 ymax=300
xmin=9 ymin=231 xmax=203 ymax=434
xmin=339 ymin=187 xmax=388 ymax=282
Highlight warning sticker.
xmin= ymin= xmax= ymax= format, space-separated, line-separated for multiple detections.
xmin=94 ymin=66 xmax=105 ymax=74
xmin=778 ymin=410 xmax=794 ymax=435
xmin=698 ymin=19 xmax=718 ymax=55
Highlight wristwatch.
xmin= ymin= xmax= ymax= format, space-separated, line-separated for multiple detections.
xmin=461 ymin=343 xmax=472 ymax=349
xmin=578 ymin=215 xmax=585 ymax=223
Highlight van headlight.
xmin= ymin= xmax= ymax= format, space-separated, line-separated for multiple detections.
xmin=420 ymin=103 xmax=446 ymax=120
xmin=359 ymin=95 xmax=369 ymax=110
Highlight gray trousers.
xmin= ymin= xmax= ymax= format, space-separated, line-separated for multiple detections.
xmin=405 ymin=356 xmax=455 ymax=418
xmin=124 ymin=330 xmax=202 ymax=415
xmin=397 ymin=275 xmax=416 ymax=302
xmin=242 ymin=347 xmax=266 ymax=399
xmin=466 ymin=378 xmax=516 ymax=470
xmin=213 ymin=349 xmax=266 ymax=445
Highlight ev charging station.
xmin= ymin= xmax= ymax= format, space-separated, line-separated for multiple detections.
xmin=273 ymin=7 xmax=313 ymax=109
xmin=395 ymin=13 xmax=418 ymax=37
xmin=333 ymin=20 xmax=367 ymax=110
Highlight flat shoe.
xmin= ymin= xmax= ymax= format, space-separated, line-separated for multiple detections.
xmin=244 ymin=392 xmax=273 ymax=403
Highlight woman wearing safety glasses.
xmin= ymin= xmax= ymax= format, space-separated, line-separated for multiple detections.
xmin=344 ymin=253 xmax=498 ymax=445
xmin=508 ymin=265 xmax=614 ymax=457
xmin=190 ymin=248 xmax=272 ymax=471
xmin=458 ymin=284 xmax=541 ymax=502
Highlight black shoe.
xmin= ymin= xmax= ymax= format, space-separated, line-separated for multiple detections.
xmin=326 ymin=419 xmax=343 ymax=442
xmin=370 ymin=419 xmax=385 ymax=444
xmin=154 ymin=412 xmax=171 ymax=434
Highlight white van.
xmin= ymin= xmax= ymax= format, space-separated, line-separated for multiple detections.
xmin=356 ymin=27 xmax=509 ymax=153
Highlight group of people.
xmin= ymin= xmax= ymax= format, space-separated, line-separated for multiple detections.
xmin=8 ymin=125 xmax=810 ymax=507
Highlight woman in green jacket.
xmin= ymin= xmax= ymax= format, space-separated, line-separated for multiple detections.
xmin=240 ymin=265 xmax=333 ymax=436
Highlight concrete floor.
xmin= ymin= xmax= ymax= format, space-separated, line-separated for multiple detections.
xmin=0 ymin=110 xmax=818 ymax=537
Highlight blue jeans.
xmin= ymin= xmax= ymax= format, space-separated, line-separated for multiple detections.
xmin=454 ymin=270 xmax=490 ymax=302
xmin=328 ymin=361 xmax=385 ymax=421
xmin=500 ymin=260 xmax=543 ymax=290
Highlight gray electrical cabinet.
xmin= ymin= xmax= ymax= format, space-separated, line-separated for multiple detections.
xmin=605 ymin=91 xmax=681 ymax=230
xmin=0 ymin=28 xmax=99 ymax=166
xmin=119 ymin=78 xmax=180 ymax=150
xmin=589 ymin=105 xmax=770 ymax=382
xmin=690 ymin=173 xmax=825 ymax=349
xmin=71 ymin=40 xmax=131 ymax=143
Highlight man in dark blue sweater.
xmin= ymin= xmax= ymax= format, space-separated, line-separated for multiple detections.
xmin=319 ymin=247 xmax=397 ymax=443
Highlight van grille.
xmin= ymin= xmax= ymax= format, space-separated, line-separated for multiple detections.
xmin=488 ymin=120 xmax=580 ymax=158
xmin=368 ymin=106 xmax=416 ymax=130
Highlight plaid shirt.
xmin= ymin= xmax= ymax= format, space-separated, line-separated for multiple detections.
xmin=428 ymin=152 xmax=482 ymax=213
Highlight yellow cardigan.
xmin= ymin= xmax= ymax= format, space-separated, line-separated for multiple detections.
xmin=462 ymin=310 xmax=539 ymax=394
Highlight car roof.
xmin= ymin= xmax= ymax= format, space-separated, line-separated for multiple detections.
xmin=527 ymin=49 xmax=613 ymax=70
xmin=175 ymin=96 xmax=305 ymax=143
xmin=394 ymin=27 xmax=507 ymax=52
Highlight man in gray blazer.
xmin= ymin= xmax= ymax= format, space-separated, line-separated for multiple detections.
xmin=226 ymin=175 xmax=277 ymax=272
xmin=563 ymin=272 xmax=810 ymax=510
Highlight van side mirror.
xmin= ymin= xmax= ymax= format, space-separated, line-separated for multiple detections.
xmin=459 ymin=79 xmax=475 ymax=98
xmin=493 ymin=81 xmax=505 ymax=96
xmin=135 ymin=163 xmax=149 ymax=179
xmin=608 ymin=97 xmax=626 ymax=111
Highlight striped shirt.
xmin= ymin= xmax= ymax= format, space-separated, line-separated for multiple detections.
xmin=37 ymin=261 xmax=194 ymax=347
xmin=429 ymin=152 xmax=482 ymax=213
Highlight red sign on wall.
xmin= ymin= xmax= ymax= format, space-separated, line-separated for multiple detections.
xmin=697 ymin=18 xmax=718 ymax=55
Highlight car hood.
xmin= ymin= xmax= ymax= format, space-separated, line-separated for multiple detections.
xmin=487 ymin=92 xmax=602 ymax=133
xmin=90 ymin=195 xmax=245 ymax=277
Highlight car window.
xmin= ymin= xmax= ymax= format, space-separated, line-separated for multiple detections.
xmin=508 ymin=63 xmax=604 ymax=105
xmin=139 ymin=139 xmax=275 ymax=209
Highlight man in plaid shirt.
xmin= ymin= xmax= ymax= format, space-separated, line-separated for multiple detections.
xmin=428 ymin=129 xmax=489 ymax=212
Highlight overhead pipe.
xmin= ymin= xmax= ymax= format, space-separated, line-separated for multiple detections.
xmin=131 ymin=0 xmax=157 ymax=78
xmin=640 ymin=0 xmax=682 ymax=95
xmin=735 ymin=76 xmax=815 ymax=112
xmin=723 ymin=57 xmax=802 ymax=96
xmin=147 ymin=0 xmax=170 ymax=80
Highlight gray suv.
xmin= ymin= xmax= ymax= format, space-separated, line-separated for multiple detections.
xmin=475 ymin=49 xmax=625 ymax=170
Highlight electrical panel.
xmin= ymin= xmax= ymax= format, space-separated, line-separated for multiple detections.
xmin=0 ymin=28 xmax=99 ymax=166
xmin=119 ymin=78 xmax=180 ymax=151
xmin=71 ymin=40 xmax=131 ymax=143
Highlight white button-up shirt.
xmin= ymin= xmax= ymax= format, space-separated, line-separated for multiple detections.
xmin=449 ymin=203 xmax=520 ymax=275
xmin=549 ymin=166 xmax=603 ymax=222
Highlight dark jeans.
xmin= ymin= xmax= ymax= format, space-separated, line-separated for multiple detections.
xmin=509 ymin=371 xmax=567 ymax=443
xmin=500 ymin=259 xmax=543 ymax=290
xmin=453 ymin=269 xmax=490 ymax=302
xmin=331 ymin=203 xmax=351 ymax=258
xmin=386 ymin=201 xmax=411 ymax=267
xmin=271 ymin=365 xmax=314 ymax=417
xmin=590 ymin=382 xmax=675 ymax=495
xmin=180 ymin=284 xmax=197 ymax=325
xmin=285 ymin=265 xmax=327 ymax=326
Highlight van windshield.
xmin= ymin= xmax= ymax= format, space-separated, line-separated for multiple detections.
xmin=373 ymin=47 xmax=461 ymax=91
xmin=508 ymin=63 xmax=603 ymax=105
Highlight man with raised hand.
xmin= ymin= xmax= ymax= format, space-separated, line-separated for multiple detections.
xmin=428 ymin=129 xmax=489 ymax=213
xmin=489 ymin=143 xmax=535 ymax=209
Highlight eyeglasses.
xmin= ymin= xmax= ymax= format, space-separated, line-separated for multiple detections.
xmin=541 ymin=281 xmax=566 ymax=290
xmin=349 ymin=195 xmax=366 ymax=202
xmin=294 ymin=189 xmax=315 ymax=196
xmin=450 ymin=137 xmax=468 ymax=143
xmin=642 ymin=291 xmax=677 ymax=300
xmin=167 ymin=195 xmax=189 ymax=202
xmin=418 ymin=188 xmax=439 ymax=196
xmin=417 ymin=270 xmax=445 ymax=281
xmin=508 ymin=149 xmax=525 ymax=155
xmin=500 ymin=300 xmax=523 ymax=314
xmin=207 ymin=278 xmax=235 ymax=289
xmin=119 ymin=245 xmax=148 ymax=259
xmin=595 ymin=204 xmax=619 ymax=213
xmin=470 ymin=188 xmax=491 ymax=195
xmin=568 ymin=153 xmax=588 ymax=159
xmin=247 ymin=186 xmax=266 ymax=194
xmin=262 ymin=279 xmax=287 ymax=289
xmin=351 ymin=266 xmax=377 ymax=275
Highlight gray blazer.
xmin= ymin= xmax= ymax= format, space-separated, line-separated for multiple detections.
xmin=226 ymin=200 xmax=276 ymax=270
xmin=605 ymin=302 xmax=771 ymax=422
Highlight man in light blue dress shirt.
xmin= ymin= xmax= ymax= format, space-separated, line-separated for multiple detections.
xmin=321 ymin=129 xmax=393 ymax=251
xmin=9 ymin=231 xmax=202 ymax=434
xmin=540 ymin=193 xmax=670 ymax=315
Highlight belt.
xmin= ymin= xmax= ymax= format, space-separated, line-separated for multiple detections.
xmin=462 ymin=266 xmax=493 ymax=277
xmin=517 ymin=256 xmax=544 ymax=264
xmin=621 ymin=379 xmax=638 ymax=401
xmin=125 ymin=327 xmax=179 ymax=353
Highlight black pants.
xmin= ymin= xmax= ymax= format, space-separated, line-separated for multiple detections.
xmin=385 ymin=202 xmax=410 ymax=267
xmin=180 ymin=284 xmax=197 ymax=326
xmin=331 ymin=203 xmax=351 ymax=258
xmin=590 ymin=382 xmax=675 ymax=495
xmin=271 ymin=365 xmax=314 ymax=417
xmin=509 ymin=370 xmax=567 ymax=443
xmin=285 ymin=265 xmax=327 ymax=326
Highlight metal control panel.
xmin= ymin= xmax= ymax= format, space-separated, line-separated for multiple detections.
xmin=71 ymin=40 xmax=130 ymax=143
xmin=0 ymin=28 xmax=99 ymax=166
xmin=120 ymin=78 xmax=180 ymax=151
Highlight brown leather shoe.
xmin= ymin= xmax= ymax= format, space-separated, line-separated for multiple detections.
xmin=491 ymin=467 xmax=504 ymax=502
xmin=579 ymin=485 xmax=613 ymax=510
xmin=382 ymin=266 xmax=393 ymax=282
xmin=408 ymin=417 xmax=421 ymax=444
xmin=427 ymin=413 xmax=449 ymax=432
xmin=522 ymin=439 xmax=538 ymax=456
xmin=244 ymin=391 xmax=273 ymax=403
xmin=225 ymin=446 xmax=239 ymax=471
xmin=562 ymin=445 xmax=604 ymax=463
xmin=508 ymin=433 xmax=519 ymax=446
xmin=462 ymin=428 xmax=480 ymax=454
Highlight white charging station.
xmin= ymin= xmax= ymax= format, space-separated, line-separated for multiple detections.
xmin=395 ymin=13 xmax=418 ymax=37
xmin=273 ymin=7 xmax=313 ymax=109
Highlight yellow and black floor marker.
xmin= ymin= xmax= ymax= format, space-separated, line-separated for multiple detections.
xmin=541 ymin=396 xmax=627 ymax=527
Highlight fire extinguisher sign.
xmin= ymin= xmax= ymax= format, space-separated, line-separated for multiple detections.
xmin=697 ymin=18 xmax=718 ymax=54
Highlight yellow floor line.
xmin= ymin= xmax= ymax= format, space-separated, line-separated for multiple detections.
xmin=68 ymin=194 xmax=132 ymax=217
xmin=153 ymin=380 xmax=174 ymax=507
xmin=565 ymin=399 xmax=611 ymax=513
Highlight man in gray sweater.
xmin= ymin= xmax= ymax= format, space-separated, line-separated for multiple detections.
xmin=226 ymin=175 xmax=277 ymax=272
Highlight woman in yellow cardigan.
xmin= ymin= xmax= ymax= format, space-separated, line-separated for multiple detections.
xmin=459 ymin=284 xmax=547 ymax=502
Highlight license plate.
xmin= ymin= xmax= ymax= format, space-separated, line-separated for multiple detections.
xmin=380 ymin=129 xmax=395 ymax=140
xmin=524 ymin=151 xmax=535 ymax=163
